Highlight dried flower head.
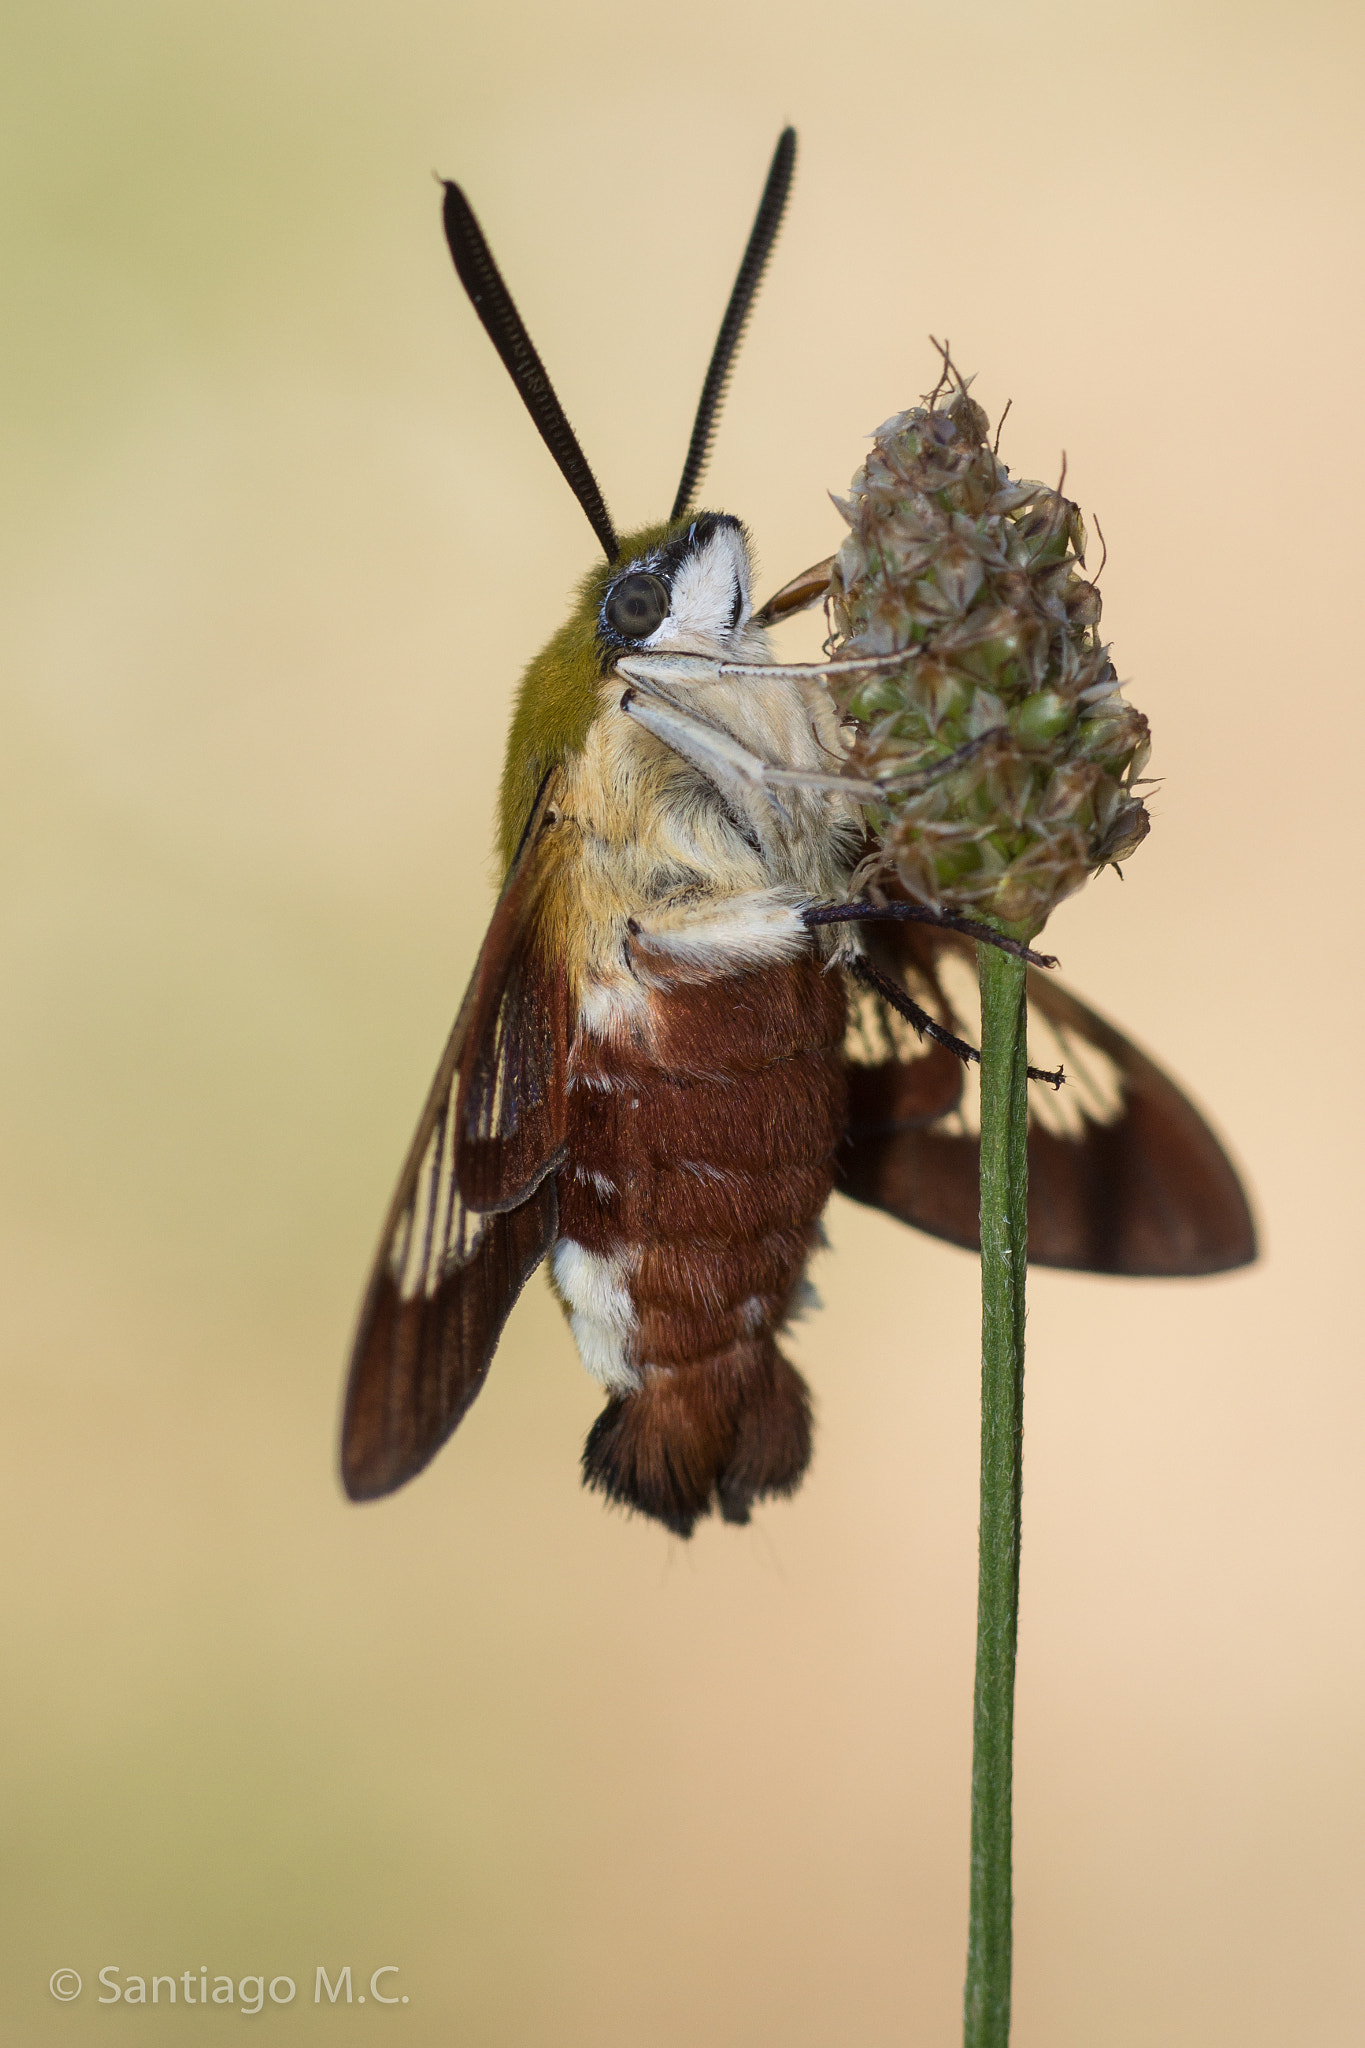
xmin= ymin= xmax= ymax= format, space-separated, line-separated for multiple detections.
xmin=828 ymin=362 xmax=1150 ymax=933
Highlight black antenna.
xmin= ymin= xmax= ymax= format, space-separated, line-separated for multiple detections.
xmin=441 ymin=182 xmax=620 ymax=564
xmin=671 ymin=128 xmax=797 ymax=522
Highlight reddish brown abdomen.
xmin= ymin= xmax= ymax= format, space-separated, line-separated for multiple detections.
xmin=557 ymin=955 xmax=847 ymax=1535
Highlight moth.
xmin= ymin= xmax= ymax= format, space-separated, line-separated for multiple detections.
xmin=340 ymin=131 xmax=1255 ymax=1536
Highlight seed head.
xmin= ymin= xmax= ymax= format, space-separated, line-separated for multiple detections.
xmin=828 ymin=367 xmax=1150 ymax=933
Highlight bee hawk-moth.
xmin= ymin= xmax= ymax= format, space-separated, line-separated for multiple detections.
xmin=340 ymin=130 xmax=1254 ymax=1536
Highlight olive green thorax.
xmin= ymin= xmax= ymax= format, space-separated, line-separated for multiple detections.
xmin=496 ymin=516 xmax=695 ymax=869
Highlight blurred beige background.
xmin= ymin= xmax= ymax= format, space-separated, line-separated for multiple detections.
xmin=4 ymin=1 xmax=1363 ymax=2042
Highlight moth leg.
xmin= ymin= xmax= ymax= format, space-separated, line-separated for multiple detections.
xmin=851 ymin=957 xmax=1065 ymax=1089
xmin=809 ymin=900 xmax=1058 ymax=970
xmin=717 ymin=653 xmax=906 ymax=684
xmin=617 ymin=676 xmax=877 ymax=825
xmin=850 ymin=957 xmax=978 ymax=1065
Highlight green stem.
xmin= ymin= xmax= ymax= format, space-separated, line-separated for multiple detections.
xmin=963 ymin=941 xmax=1029 ymax=2048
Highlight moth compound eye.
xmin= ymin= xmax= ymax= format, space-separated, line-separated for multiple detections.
xmin=605 ymin=572 xmax=669 ymax=640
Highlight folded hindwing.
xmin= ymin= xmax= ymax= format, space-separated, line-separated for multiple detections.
xmin=838 ymin=919 xmax=1255 ymax=1276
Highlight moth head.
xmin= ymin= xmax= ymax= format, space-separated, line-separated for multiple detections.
xmin=596 ymin=514 xmax=768 ymax=664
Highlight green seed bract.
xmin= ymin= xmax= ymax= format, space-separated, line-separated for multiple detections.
xmin=829 ymin=377 xmax=1151 ymax=931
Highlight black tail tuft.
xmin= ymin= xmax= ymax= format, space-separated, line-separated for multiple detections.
xmin=581 ymin=1343 xmax=814 ymax=1536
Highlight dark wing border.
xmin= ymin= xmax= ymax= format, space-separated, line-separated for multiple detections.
xmin=340 ymin=776 xmax=569 ymax=1499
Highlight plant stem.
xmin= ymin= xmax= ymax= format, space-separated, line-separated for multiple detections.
xmin=963 ymin=941 xmax=1029 ymax=2048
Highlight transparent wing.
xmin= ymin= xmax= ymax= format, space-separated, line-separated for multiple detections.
xmin=839 ymin=921 xmax=1256 ymax=1275
xmin=341 ymin=778 xmax=570 ymax=1499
